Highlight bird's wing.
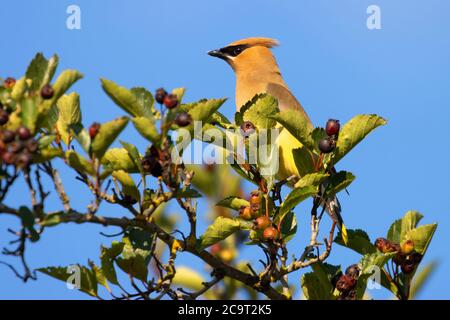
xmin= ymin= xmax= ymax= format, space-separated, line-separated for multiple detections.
xmin=266 ymin=82 xmax=311 ymax=123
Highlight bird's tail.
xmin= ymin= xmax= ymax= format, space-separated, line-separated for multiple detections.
xmin=325 ymin=195 xmax=348 ymax=245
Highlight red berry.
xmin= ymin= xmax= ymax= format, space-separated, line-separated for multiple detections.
xmin=89 ymin=122 xmax=101 ymax=140
xmin=2 ymin=130 xmax=15 ymax=143
xmin=175 ymin=112 xmax=192 ymax=127
xmin=155 ymin=88 xmax=167 ymax=104
xmin=0 ymin=110 xmax=9 ymax=125
xmin=141 ymin=155 xmax=163 ymax=178
xmin=375 ymin=237 xmax=400 ymax=253
xmin=345 ymin=264 xmax=360 ymax=279
xmin=16 ymin=127 xmax=31 ymax=140
xmin=240 ymin=121 xmax=256 ymax=137
xmin=318 ymin=138 xmax=335 ymax=153
xmin=40 ymin=84 xmax=55 ymax=100
xmin=335 ymin=274 xmax=357 ymax=293
xmin=4 ymin=77 xmax=16 ymax=89
xmin=254 ymin=216 xmax=271 ymax=230
xmin=163 ymin=93 xmax=178 ymax=109
xmin=263 ymin=226 xmax=279 ymax=241
xmin=239 ymin=206 xmax=253 ymax=220
xmin=325 ymin=119 xmax=340 ymax=136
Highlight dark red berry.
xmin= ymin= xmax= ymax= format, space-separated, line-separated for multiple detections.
xmin=0 ymin=110 xmax=9 ymax=125
xmin=141 ymin=155 xmax=163 ymax=177
xmin=4 ymin=77 xmax=16 ymax=89
xmin=89 ymin=122 xmax=101 ymax=140
xmin=335 ymin=274 xmax=357 ymax=293
xmin=375 ymin=237 xmax=400 ymax=253
xmin=163 ymin=93 xmax=178 ymax=109
xmin=40 ymin=84 xmax=55 ymax=100
xmin=9 ymin=141 xmax=24 ymax=154
xmin=345 ymin=264 xmax=360 ymax=279
xmin=263 ymin=226 xmax=279 ymax=241
xmin=175 ymin=112 xmax=192 ymax=127
xmin=16 ymin=127 xmax=31 ymax=140
xmin=2 ymin=130 xmax=15 ymax=143
xmin=401 ymin=261 xmax=415 ymax=274
xmin=318 ymin=138 xmax=335 ymax=153
xmin=240 ymin=121 xmax=256 ymax=137
xmin=2 ymin=152 xmax=15 ymax=165
xmin=325 ymin=119 xmax=340 ymax=136
xmin=155 ymin=88 xmax=168 ymax=104
xmin=254 ymin=216 xmax=271 ymax=230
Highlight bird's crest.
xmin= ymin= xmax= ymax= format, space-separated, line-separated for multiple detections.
xmin=228 ymin=37 xmax=279 ymax=49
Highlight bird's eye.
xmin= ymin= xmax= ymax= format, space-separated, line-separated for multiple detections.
xmin=233 ymin=47 xmax=242 ymax=56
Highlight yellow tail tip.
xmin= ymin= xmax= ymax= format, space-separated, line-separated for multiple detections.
xmin=341 ymin=224 xmax=349 ymax=245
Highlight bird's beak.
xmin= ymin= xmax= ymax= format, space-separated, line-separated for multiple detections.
xmin=207 ymin=49 xmax=226 ymax=60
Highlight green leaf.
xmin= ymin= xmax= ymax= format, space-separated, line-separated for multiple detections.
xmin=37 ymin=265 xmax=98 ymax=297
xmin=279 ymin=210 xmax=297 ymax=243
xmin=403 ymin=223 xmax=437 ymax=255
xmin=39 ymin=70 xmax=83 ymax=114
xmin=26 ymin=53 xmax=59 ymax=91
xmin=236 ymin=94 xmax=279 ymax=129
xmin=130 ymin=87 xmax=155 ymax=119
xmin=112 ymin=170 xmax=140 ymax=202
xmin=11 ymin=77 xmax=28 ymax=101
xmin=116 ymin=238 xmax=149 ymax=282
xmin=335 ymin=229 xmax=377 ymax=255
xmin=331 ymin=114 xmax=386 ymax=166
xmin=53 ymin=93 xmax=82 ymax=145
xmin=216 ymin=196 xmax=250 ymax=211
xmin=69 ymin=123 xmax=91 ymax=153
xmin=90 ymin=263 xmax=110 ymax=292
xmin=292 ymin=147 xmax=315 ymax=176
xmin=101 ymin=148 xmax=140 ymax=173
xmin=410 ymin=261 xmax=438 ymax=299
xmin=38 ymin=134 xmax=56 ymax=149
xmin=175 ymin=186 xmax=202 ymax=199
xmin=301 ymin=272 xmax=333 ymax=300
xmin=197 ymin=217 xmax=252 ymax=250
xmin=269 ymin=109 xmax=315 ymax=150
xmin=18 ymin=206 xmax=39 ymax=242
xmin=172 ymin=87 xmax=186 ymax=102
xmin=66 ymin=150 xmax=95 ymax=176
xmin=325 ymin=171 xmax=355 ymax=196
xmin=188 ymin=98 xmax=227 ymax=122
xmin=119 ymin=141 xmax=143 ymax=173
xmin=172 ymin=266 xmax=205 ymax=291
xmin=279 ymin=186 xmax=318 ymax=221
xmin=91 ymin=116 xmax=129 ymax=159
xmin=101 ymin=79 xmax=149 ymax=117
xmin=387 ymin=211 xmax=424 ymax=244
xmin=33 ymin=147 xmax=63 ymax=163
xmin=294 ymin=172 xmax=329 ymax=189
xmin=20 ymin=98 xmax=38 ymax=133
xmin=100 ymin=241 xmax=124 ymax=285
xmin=132 ymin=117 xmax=159 ymax=145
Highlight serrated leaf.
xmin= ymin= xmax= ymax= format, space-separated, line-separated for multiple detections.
xmin=216 ymin=196 xmax=250 ymax=211
xmin=403 ymin=223 xmax=437 ymax=255
xmin=101 ymin=148 xmax=139 ymax=173
xmin=20 ymin=97 xmax=38 ymax=133
xmin=53 ymin=93 xmax=82 ymax=145
xmin=66 ymin=150 xmax=95 ymax=176
xmin=236 ymin=94 xmax=279 ymax=129
xmin=100 ymin=241 xmax=124 ymax=285
xmin=387 ymin=211 xmax=424 ymax=244
xmin=331 ymin=114 xmax=386 ymax=166
xmin=269 ymin=108 xmax=315 ymax=150
xmin=112 ymin=170 xmax=140 ymax=202
xmin=294 ymin=172 xmax=329 ymax=189
xmin=301 ymin=272 xmax=333 ymax=300
xmin=279 ymin=210 xmax=297 ymax=243
xmin=26 ymin=53 xmax=59 ymax=91
xmin=325 ymin=171 xmax=355 ymax=196
xmin=335 ymin=229 xmax=376 ymax=255
xmin=39 ymin=70 xmax=83 ymax=114
xmin=37 ymin=265 xmax=98 ymax=297
xmin=101 ymin=79 xmax=148 ymax=117
xmin=130 ymin=87 xmax=155 ymax=119
xmin=292 ymin=147 xmax=315 ymax=176
xmin=279 ymin=186 xmax=318 ymax=221
xmin=188 ymin=98 xmax=227 ymax=122
xmin=91 ymin=117 xmax=129 ymax=159
xmin=69 ymin=123 xmax=91 ymax=153
xmin=132 ymin=116 xmax=159 ymax=145
xmin=197 ymin=217 xmax=252 ymax=250
xmin=119 ymin=140 xmax=143 ymax=173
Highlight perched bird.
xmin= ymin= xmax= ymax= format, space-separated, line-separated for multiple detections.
xmin=208 ymin=37 xmax=348 ymax=243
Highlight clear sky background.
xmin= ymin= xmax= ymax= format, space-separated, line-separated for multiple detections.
xmin=1 ymin=0 xmax=449 ymax=299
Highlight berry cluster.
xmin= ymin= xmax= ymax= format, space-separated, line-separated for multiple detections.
xmin=238 ymin=191 xmax=279 ymax=242
xmin=375 ymin=238 xmax=422 ymax=274
xmin=155 ymin=88 xmax=192 ymax=128
xmin=333 ymin=264 xmax=360 ymax=300
xmin=141 ymin=145 xmax=163 ymax=178
xmin=0 ymin=126 xmax=37 ymax=168
xmin=318 ymin=119 xmax=340 ymax=154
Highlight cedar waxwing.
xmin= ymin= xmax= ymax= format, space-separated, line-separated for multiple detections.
xmin=208 ymin=37 xmax=348 ymax=243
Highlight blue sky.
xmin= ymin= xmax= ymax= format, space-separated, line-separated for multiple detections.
xmin=1 ymin=0 xmax=449 ymax=299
